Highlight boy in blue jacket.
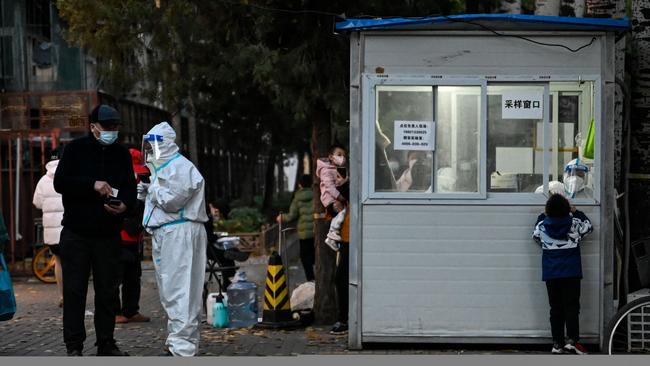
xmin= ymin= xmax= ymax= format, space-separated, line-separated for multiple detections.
xmin=533 ymin=194 xmax=593 ymax=355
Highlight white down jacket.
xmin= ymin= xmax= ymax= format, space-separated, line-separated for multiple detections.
xmin=33 ymin=160 xmax=64 ymax=245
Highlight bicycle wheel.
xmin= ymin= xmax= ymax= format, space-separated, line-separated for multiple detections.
xmin=605 ymin=296 xmax=650 ymax=354
xmin=32 ymin=246 xmax=57 ymax=284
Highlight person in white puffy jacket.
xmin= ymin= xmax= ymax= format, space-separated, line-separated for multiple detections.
xmin=139 ymin=122 xmax=208 ymax=357
xmin=32 ymin=148 xmax=64 ymax=307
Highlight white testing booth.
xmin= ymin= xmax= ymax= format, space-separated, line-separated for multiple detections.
xmin=338 ymin=14 xmax=629 ymax=348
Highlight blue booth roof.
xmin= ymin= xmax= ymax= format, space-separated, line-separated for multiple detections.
xmin=336 ymin=14 xmax=630 ymax=33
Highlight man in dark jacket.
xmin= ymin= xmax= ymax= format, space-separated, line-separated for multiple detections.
xmin=54 ymin=104 xmax=136 ymax=356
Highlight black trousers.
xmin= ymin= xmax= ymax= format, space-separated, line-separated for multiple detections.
xmin=299 ymin=238 xmax=315 ymax=282
xmin=335 ymin=243 xmax=349 ymax=324
xmin=545 ymin=277 xmax=581 ymax=344
xmin=115 ymin=243 xmax=142 ymax=318
xmin=59 ymin=227 xmax=121 ymax=351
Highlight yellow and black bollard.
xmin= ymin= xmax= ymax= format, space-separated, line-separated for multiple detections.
xmin=256 ymin=251 xmax=301 ymax=329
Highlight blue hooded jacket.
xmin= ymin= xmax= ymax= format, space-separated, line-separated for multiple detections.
xmin=532 ymin=210 xmax=593 ymax=281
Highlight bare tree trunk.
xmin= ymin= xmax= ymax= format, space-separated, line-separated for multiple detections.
xmin=293 ymin=150 xmax=305 ymax=192
xmin=560 ymin=0 xmax=586 ymax=17
xmin=535 ymin=0 xmax=561 ymax=15
xmin=262 ymin=148 xmax=277 ymax=214
xmin=629 ymin=0 xmax=650 ymax=244
xmin=238 ymin=152 xmax=259 ymax=206
xmin=613 ymin=0 xmax=627 ymax=192
xmin=312 ymin=103 xmax=337 ymax=325
xmin=500 ymin=0 xmax=522 ymax=14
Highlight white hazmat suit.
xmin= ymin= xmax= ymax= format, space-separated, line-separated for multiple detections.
xmin=140 ymin=122 xmax=208 ymax=356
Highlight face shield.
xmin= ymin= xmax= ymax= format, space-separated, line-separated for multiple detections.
xmin=142 ymin=133 xmax=163 ymax=164
xmin=563 ymin=159 xmax=589 ymax=198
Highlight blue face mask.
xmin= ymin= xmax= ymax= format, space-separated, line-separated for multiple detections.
xmin=97 ymin=130 xmax=119 ymax=145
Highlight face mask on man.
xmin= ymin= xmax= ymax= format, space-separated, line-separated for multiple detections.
xmin=91 ymin=124 xmax=119 ymax=145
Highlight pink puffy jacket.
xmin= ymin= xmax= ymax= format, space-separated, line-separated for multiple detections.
xmin=316 ymin=158 xmax=345 ymax=208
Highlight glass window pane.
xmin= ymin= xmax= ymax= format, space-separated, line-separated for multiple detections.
xmin=375 ymin=86 xmax=434 ymax=192
xmin=435 ymin=86 xmax=480 ymax=193
xmin=487 ymin=85 xmax=545 ymax=193
xmin=374 ymin=85 xmax=481 ymax=194
xmin=549 ymin=82 xmax=595 ymax=199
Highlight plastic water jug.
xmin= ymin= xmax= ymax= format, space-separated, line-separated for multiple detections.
xmin=206 ymin=292 xmax=228 ymax=325
xmin=226 ymin=271 xmax=258 ymax=328
xmin=212 ymin=295 xmax=229 ymax=328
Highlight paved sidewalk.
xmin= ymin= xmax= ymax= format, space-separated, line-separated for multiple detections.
xmin=0 ymin=266 xmax=350 ymax=357
xmin=0 ymin=250 xmax=555 ymax=356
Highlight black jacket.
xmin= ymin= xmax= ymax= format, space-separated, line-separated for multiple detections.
xmin=54 ymin=134 xmax=137 ymax=236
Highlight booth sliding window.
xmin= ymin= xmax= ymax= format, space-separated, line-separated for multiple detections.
xmin=374 ymin=85 xmax=481 ymax=194
xmin=487 ymin=82 xmax=595 ymax=199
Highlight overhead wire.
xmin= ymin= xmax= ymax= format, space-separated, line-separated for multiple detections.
xmin=215 ymin=1 xmax=599 ymax=52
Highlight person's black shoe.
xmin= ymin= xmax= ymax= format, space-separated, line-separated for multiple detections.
xmin=330 ymin=321 xmax=348 ymax=334
xmin=96 ymin=343 xmax=129 ymax=356
xmin=66 ymin=349 xmax=83 ymax=356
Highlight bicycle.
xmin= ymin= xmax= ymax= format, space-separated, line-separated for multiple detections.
xmin=31 ymin=218 xmax=57 ymax=284
xmin=605 ymin=293 xmax=650 ymax=354
xmin=605 ymin=235 xmax=650 ymax=354
xmin=32 ymin=245 xmax=57 ymax=284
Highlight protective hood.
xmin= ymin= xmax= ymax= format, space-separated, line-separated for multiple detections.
xmin=45 ymin=159 xmax=59 ymax=178
xmin=563 ymin=158 xmax=589 ymax=198
xmin=144 ymin=122 xmax=180 ymax=162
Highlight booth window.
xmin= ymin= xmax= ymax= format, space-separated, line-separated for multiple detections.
xmin=487 ymin=85 xmax=545 ymax=193
xmin=487 ymin=82 xmax=595 ymax=199
xmin=548 ymin=81 xmax=595 ymax=200
xmin=374 ymin=85 xmax=481 ymax=194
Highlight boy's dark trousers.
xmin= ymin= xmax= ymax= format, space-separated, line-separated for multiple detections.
xmin=545 ymin=277 xmax=581 ymax=344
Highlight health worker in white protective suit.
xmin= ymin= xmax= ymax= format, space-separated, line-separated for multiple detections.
xmin=138 ymin=122 xmax=208 ymax=357
xmin=534 ymin=159 xmax=593 ymax=199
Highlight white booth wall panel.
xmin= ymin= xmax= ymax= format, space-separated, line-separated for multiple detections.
xmin=361 ymin=204 xmax=600 ymax=338
xmin=362 ymin=35 xmax=602 ymax=76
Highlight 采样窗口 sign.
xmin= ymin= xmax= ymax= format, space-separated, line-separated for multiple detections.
xmin=501 ymin=91 xmax=543 ymax=119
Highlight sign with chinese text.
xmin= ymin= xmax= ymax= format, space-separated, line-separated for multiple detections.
xmin=394 ymin=121 xmax=435 ymax=151
xmin=501 ymin=91 xmax=543 ymax=119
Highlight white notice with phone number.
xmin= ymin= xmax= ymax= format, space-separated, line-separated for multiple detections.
xmin=394 ymin=121 xmax=435 ymax=151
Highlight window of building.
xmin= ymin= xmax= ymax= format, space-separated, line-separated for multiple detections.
xmin=366 ymin=76 xmax=598 ymax=203
xmin=372 ymin=83 xmax=483 ymax=197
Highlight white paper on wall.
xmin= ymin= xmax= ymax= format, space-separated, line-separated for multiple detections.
xmin=394 ymin=120 xmax=435 ymax=151
xmin=496 ymin=147 xmax=534 ymax=174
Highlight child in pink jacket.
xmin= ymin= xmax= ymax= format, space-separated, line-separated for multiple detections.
xmin=316 ymin=145 xmax=348 ymax=251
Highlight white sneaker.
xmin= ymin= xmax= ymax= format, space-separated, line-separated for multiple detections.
xmin=327 ymin=231 xmax=342 ymax=242
xmin=324 ymin=237 xmax=340 ymax=251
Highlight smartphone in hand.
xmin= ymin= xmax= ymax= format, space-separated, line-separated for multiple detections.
xmin=108 ymin=198 xmax=122 ymax=207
